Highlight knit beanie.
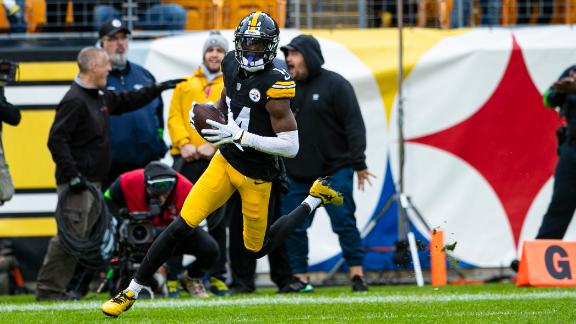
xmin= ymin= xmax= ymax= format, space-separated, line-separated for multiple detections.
xmin=203 ymin=31 xmax=229 ymax=55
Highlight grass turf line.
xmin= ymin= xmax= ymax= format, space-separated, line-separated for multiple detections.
xmin=0 ymin=284 xmax=574 ymax=323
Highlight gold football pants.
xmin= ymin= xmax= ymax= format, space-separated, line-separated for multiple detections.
xmin=180 ymin=152 xmax=273 ymax=253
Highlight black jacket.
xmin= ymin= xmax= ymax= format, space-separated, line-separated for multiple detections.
xmin=0 ymin=87 xmax=21 ymax=132
xmin=48 ymin=81 xmax=163 ymax=185
xmin=282 ymin=35 xmax=367 ymax=182
xmin=544 ymin=65 xmax=576 ymax=140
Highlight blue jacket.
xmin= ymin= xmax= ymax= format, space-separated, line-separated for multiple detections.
xmin=106 ymin=61 xmax=167 ymax=166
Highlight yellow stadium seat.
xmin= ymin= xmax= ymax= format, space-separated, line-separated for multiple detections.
xmin=25 ymin=0 xmax=47 ymax=32
xmin=552 ymin=0 xmax=576 ymax=24
xmin=222 ymin=0 xmax=286 ymax=29
xmin=417 ymin=0 xmax=453 ymax=28
xmin=501 ymin=0 xmax=517 ymax=25
xmin=162 ymin=0 xmax=221 ymax=30
xmin=0 ymin=6 xmax=9 ymax=31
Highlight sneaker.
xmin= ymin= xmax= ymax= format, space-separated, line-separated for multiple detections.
xmin=351 ymin=275 xmax=368 ymax=292
xmin=309 ymin=177 xmax=343 ymax=205
xmin=167 ymin=280 xmax=180 ymax=298
xmin=181 ymin=276 xmax=209 ymax=298
xmin=208 ymin=277 xmax=231 ymax=296
xmin=278 ymin=277 xmax=314 ymax=293
xmin=101 ymin=290 xmax=136 ymax=318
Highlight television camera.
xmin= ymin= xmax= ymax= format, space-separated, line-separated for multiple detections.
xmin=103 ymin=205 xmax=160 ymax=296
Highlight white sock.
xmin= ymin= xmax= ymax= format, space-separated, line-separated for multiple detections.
xmin=303 ymin=196 xmax=321 ymax=212
xmin=126 ymin=279 xmax=143 ymax=298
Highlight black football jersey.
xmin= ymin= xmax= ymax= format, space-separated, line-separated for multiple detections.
xmin=219 ymin=52 xmax=295 ymax=181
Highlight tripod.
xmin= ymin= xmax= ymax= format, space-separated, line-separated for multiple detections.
xmin=324 ymin=0 xmax=430 ymax=286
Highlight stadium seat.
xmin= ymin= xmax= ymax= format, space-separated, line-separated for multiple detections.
xmin=502 ymin=0 xmax=575 ymax=25
xmin=0 ymin=6 xmax=8 ymax=31
xmin=25 ymin=0 xmax=47 ymax=32
xmin=162 ymin=0 xmax=221 ymax=30
xmin=417 ymin=0 xmax=453 ymax=28
xmin=551 ymin=0 xmax=576 ymax=24
xmin=222 ymin=0 xmax=286 ymax=29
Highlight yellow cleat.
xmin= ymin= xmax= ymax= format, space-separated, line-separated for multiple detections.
xmin=309 ymin=177 xmax=343 ymax=206
xmin=101 ymin=290 xmax=136 ymax=318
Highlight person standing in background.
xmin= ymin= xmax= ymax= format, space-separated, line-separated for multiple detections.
xmin=66 ymin=20 xmax=170 ymax=296
xmin=36 ymin=47 xmax=183 ymax=301
xmin=100 ymin=18 xmax=168 ymax=189
xmin=168 ymin=31 xmax=227 ymax=184
xmin=535 ymin=67 xmax=576 ymax=239
xmin=281 ymin=35 xmax=374 ymax=292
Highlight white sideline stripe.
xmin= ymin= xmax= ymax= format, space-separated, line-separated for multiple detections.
xmin=2 ymin=291 xmax=576 ymax=312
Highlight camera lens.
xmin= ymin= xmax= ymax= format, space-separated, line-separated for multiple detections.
xmin=132 ymin=225 xmax=148 ymax=241
xmin=127 ymin=222 xmax=154 ymax=245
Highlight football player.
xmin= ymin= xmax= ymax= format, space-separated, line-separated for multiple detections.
xmin=101 ymin=12 xmax=343 ymax=317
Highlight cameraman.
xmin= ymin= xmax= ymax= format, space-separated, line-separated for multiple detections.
xmin=104 ymin=161 xmax=218 ymax=297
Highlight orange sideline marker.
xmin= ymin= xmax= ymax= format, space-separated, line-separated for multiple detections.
xmin=517 ymin=240 xmax=576 ymax=287
xmin=430 ymin=229 xmax=447 ymax=286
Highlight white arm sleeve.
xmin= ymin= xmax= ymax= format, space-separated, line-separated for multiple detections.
xmin=240 ymin=130 xmax=299 ymax=158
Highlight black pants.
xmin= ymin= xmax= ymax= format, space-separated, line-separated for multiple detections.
xmin=536 ymin=143 xmax=576 ymax=239
xmin=158 ymin=227 xmax=219 ymax=279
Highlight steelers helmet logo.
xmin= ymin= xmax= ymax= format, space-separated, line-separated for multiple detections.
xmin=249 ymin=88 xmax=261 ymax=102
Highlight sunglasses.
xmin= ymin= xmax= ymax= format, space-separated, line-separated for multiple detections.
xmin=146 ymin=177 xmax=176 ymax=194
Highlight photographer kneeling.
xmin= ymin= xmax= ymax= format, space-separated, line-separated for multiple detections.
xmin=105 ymin=161 xmax=219 ymax=298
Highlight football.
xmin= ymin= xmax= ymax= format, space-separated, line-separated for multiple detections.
xmin=191 ymin=103 xmax=227 ymax=134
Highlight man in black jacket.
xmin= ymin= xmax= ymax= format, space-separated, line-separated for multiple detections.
xmin=280 ymin=35 xmax=375 ymax=292
xmin=536 ymin=66 xmax=576 ymax=239
xmin=36 ymin=47 xmax=183 ymax=301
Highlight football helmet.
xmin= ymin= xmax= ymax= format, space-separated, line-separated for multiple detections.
xmin=234 ymin=11 xmax=279 ymax=72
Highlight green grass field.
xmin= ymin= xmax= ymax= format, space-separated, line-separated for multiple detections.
xmin=0 ymin=284 xmax=574 ymax=323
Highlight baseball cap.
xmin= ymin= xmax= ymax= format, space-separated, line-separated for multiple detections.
xmin=99 ymin=18 xmax=131 ymax=39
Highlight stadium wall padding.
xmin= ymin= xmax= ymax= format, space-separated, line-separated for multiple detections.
xmin=2 ymin=26 xmax=575 ymax=279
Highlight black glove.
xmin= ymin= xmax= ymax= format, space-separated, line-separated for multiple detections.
xmin=157 ymin=78 xmax=186 ymax=91
xmin=69 ymin=175 xmax=87 ymax=192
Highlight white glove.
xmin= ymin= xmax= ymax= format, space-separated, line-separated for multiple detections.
xmin=202 ymin=111 xmax=244 ymax=146
xmin=188 ymin=101 xmax=197 ymax=129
